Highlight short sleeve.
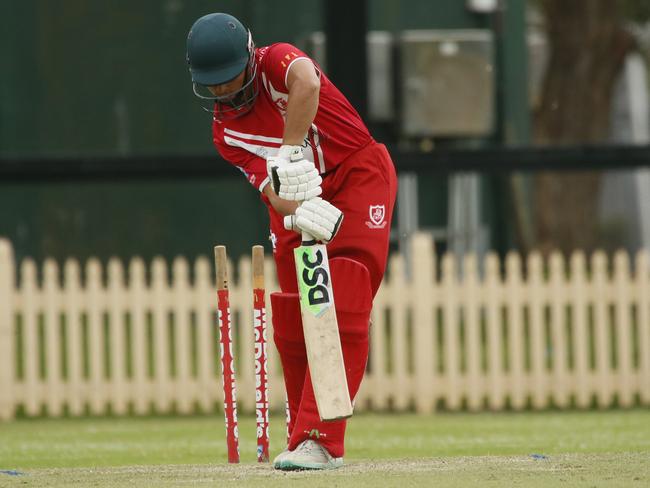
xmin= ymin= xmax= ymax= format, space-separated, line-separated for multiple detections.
xmin=262 ymin=43 xmax=315 ymax=93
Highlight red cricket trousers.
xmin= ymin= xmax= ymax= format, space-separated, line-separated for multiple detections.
xmin=266 ymin=141 xmax=397 ymax=457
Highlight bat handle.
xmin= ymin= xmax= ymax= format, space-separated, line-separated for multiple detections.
xmin=301 ymin=230 xmax=316 ymax=245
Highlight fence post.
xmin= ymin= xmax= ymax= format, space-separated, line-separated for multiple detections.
xmin=527 ymin=252 xmax=547 ymax=409
xmin=463 ymin=254 xmax=482 ymax=411
xmin=441 ymin=253 xmax=460 ymax=410
xmin=43 ymin=259 xmax=63 ymax=417
xmin=570 ymin=251 xmax=590 ymax=408
xmin=592 ymin=251 xmax=612 ymax=407
xmin=172 ymin=256 xmax=192 ymax=414
xmin=636 ymin=251 xmax=650 ymax=406
xmin=484 ymin=253 xmax=505 ymax=410
xmin=411 ymin=232 xmax=435 ymax=413
xmin=613 ymin=251 xmax=633 ymax=407
xmin=505 ymin=252 xmax=525 ymax=409
xmin=152 ymin=257 xmax=172 ymax=413
xmin=549 ymin=252 xmax=569 ymax=408
xmin=0 ymin=239 xmax=15 ymax=420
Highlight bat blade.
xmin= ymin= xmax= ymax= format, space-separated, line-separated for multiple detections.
xmin=294 ymin=242 xmax=353 ymax=421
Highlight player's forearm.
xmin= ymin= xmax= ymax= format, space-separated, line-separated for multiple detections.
xmin=263 ymin=184 xmax=300 ymax=216
xmin=283 ymin=78 xmax=320 ymax=145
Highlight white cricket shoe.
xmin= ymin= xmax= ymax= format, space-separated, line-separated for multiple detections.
xmin=275 ymin=440 xmax=343 ymax=471
xmin=272 ymin=448 xmax=291 ymax=469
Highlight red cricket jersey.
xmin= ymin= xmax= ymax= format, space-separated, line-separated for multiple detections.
xmin=212 ymin=43 xmax=373 ymax=191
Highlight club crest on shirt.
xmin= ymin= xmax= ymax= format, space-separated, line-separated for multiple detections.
xmin=366 ymin=204 xmax=387 ymax=229
xmin=274 ymin=98 xmax=288 ymax=112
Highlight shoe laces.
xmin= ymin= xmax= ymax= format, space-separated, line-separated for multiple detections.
xmin=295 ymin=440 xmax=330 ymax=462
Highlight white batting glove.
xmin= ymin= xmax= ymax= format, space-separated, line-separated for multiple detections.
xmin=283 ymin=197 xmax=344 ymax=244
xmin=266 ymin=145 xmax=300 ymax=190
xmin=275 ymin=160 xmax=322 ymax=201
xmin=266 ymin=145 xmax=322 ymax=201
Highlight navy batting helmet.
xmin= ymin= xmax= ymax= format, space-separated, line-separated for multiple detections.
xmin=186 ymin=13 xmax=259 ymax=119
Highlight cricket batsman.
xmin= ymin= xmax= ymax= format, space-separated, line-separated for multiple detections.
xmin=186 ymin=12 xmax=397 ymax=470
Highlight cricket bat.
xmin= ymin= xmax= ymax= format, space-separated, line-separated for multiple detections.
xmin=294 ymin=231 xmax=353 ymax=421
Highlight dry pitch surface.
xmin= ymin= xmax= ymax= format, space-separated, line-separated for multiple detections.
xmin=5 ymin=454 xmax=648 ymax=488
xmin=1 ymin=411 xmax=648 ymax=487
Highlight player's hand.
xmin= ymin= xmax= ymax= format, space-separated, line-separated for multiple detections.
xmin=283 ymin=197 xmax=344 ymax=244
xmin=266 ymin=145 xmax=322 ymax=201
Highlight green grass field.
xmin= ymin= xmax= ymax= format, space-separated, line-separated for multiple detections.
xmin=1 ymin=410 xmax=649 ymax=487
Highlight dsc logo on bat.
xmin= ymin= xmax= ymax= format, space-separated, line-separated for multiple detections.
xmin=296 ymin=246 xmax=333 ymax=316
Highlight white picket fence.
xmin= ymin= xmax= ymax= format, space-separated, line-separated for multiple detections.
xmin=0 ymin=234 xmax=649 ymax=421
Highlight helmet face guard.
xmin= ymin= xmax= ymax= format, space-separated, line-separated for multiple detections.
xmin=192 ymin=31 xmax=259 ymax=120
